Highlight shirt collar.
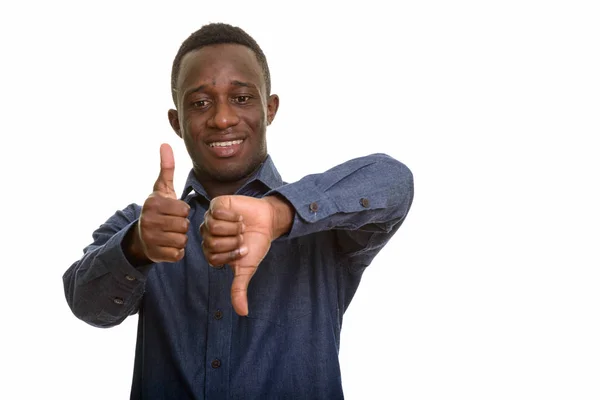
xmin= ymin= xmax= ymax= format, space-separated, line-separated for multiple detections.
xmin=180 ymin=154 xmax=283 ymax=201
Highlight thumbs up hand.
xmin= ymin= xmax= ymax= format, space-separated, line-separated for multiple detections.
xmin=153 ymin=143 xmax=179 ymax=199
xmin=132 ymin=144 xmax=190 ymax=264
xmin=200 ymin=195 xmax=294 ymax=316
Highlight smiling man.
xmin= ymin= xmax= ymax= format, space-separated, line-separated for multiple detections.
xmin=63 ymin=23 xmax=414 ymax=400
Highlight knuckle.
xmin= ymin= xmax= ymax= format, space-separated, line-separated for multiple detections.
xmin=140 ymin=214 xmax=158 ymax=229
xmin=145 ymin=230 xmax=158 ymax=242
xmin=172 ymin=249 xmax=181 ymax=260
xmin=140 ymin=230 xmax=152 ymax=244
xmin=206 ymin=237 xmax=216 ymax=249
xmin=138 ymin=214 xmax=149 ymax=227
xmin=138 ymin=220 xmax=148 ymax=233
xmin=210 ymin=222 xmax=222 ymax=234
xmin=145 ymin=195 xmax=160 ymax=209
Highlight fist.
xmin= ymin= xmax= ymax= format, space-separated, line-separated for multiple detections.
xmin=136 ymin=144 xmax=190 ymax=263
xmin=201 ymin=195 xmax=293 ymax=316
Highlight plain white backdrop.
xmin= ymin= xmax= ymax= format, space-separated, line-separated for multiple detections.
xmin=1 ymin=1 xmax=599 ymax=399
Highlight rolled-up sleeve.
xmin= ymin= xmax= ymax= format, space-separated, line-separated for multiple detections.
xmin=63 ymin=203 xmax=153 ymax=328
xmin=267 ymin=153 xmax=414 ymax=268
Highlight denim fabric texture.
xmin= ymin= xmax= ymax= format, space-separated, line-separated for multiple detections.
xmin=63 ymin=154 xmax=414 ymax=399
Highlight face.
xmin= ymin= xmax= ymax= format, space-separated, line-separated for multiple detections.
xmin=168 ymin=44 xmax=279 ymax=184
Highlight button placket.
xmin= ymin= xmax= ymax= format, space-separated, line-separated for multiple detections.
xmin=205 ymin=254 xmax=231 ymax=394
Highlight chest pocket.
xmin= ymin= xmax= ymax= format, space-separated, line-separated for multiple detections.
xmin=246 ymin=240 xmax=312 ymax=326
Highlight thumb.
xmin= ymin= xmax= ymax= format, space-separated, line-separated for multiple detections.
xmin=231 ymin=266 xmax=253 ymax=316
xmin=154 ymin=143 xmax=177 ymax=198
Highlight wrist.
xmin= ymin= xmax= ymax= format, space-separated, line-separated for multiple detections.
xmin=123 ymin=222 xmax=152 ymax=266
xmin=264 ymin=194 xmax=294 ymax=239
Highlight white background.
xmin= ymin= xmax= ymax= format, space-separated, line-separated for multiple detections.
xmin=1 ymin=1 xmax=599 ymax=399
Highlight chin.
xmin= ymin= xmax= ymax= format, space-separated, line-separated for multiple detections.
xmin=206 ymin=158 xmax=262 ymax=183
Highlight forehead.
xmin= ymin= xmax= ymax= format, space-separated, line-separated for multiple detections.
xmin=177 ymin=44 xmax=265 ymax=94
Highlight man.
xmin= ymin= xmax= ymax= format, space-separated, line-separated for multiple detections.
xmin=63 ymin=23 xmax=414 ymax=399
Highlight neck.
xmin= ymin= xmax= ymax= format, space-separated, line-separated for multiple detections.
xmin=194 ymin=162 xmax=264 ymax=200
xmin=203 ymin=179 xmax=247 ymax=199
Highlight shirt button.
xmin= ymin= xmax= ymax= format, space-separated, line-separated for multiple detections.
xmin=211 ymin=359 xmax=221 ymax=369
xmin=360 ymin=198 xmax=370 ymax=208
xmin=309 ymin=202 xmax=319 ymax=212
xmin=113 ymin=297 xmax=124 ymax=305
xmin=214 ymin=310 xmax=223 ymax=320
xmin=125 ymin=275 xmax=135 ymax=281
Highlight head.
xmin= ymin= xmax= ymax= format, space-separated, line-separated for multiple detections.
xmin=168 ymin=23 xmax=279 ymax=186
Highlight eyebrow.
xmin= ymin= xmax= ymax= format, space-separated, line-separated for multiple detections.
xmin=183 ymin=84 xmax=208 ymax=98
xmin=183 ymin=80 xmax=258 ymax=99
xmin=231 ymin=80 xmax=257 ymax=90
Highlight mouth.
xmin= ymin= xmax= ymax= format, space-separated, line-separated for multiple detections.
xmin=206 ymin=139 xmax=245 ymax=158
xmin=208 ymin=139 xmax=244 ymax=148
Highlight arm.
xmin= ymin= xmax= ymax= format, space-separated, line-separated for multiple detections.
xmin=266 ymin=153 xmax=414 ymax=268
xmin=200 ymin=153 xmax=413 ymax=315
xmin=62 ymin=204 xmax=154 ymax=328
xmin=63 ymin=144 xmax=191 ymax=327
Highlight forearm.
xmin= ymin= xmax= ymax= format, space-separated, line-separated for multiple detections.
xmin=267 ymin=153 xmax=414 ymax=239
xmin=63 ymin=205 xmax=153 ymax=327
xmin=123 ymin=221 xmax=153 ymax=266
xmin=263 ymin=194 xmax=294 ymax=239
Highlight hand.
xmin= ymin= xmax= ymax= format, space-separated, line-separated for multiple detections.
xmin=131 ymin=144 xmax=190 ymax=263
xmin=200 ymin=195 xmax=293 ymax=316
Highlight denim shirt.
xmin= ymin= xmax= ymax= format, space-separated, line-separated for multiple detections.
xmin=63 ymin=153 xmax=414 ymax=400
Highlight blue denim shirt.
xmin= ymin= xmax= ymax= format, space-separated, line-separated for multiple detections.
xmin=63 ymin=153 xmax=414 ymax=399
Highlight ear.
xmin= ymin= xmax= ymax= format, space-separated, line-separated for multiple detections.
xmin=168 ymin=109 xmax=182 ymax=138
xmin=266 ymin=94 xmax=279 ymax=126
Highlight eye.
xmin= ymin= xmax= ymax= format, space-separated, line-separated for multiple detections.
xmin=192 ymin=100 xmax=209 ymax=108
xmin=233 ymin=95 xmax=251 ymax=104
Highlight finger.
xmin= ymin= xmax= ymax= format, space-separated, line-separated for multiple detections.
xmin=211 ymin=207 xmax=242 ymax=222
xmin=153 ymin=143 xmax=177 ymax=198
xmin=159 ymin=216 xmax=190 ymax=233
xmin=209 ymin=196 xmax=243 ymax=222
xmin=203 ymin=215 xmax=245 ymax=236
xmin=204 ymin=246 xmax=248 ymax=267
xmin=147 ymin=195 xmax=190 ymax=217
xmin=231 ymin=264 xmax=255 ymax=316
xmin=148 ymin=247 xmax=185 ymax=263
xmin=143 ymin=231 xmax=188 ymax=249
xmin=202 ymin=235 xmax=244 ymax=254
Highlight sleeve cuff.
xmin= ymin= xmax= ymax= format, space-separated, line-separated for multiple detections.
xmin=266 ymin=182 xmax=338 ymax=239
xmin=97 ymin=220 xmax=153 ymax=287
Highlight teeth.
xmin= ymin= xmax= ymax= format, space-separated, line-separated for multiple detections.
xmin=210 ymin=139 xmax=243 ymax=148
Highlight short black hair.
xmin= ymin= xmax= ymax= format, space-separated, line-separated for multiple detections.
xmin=170 ymin=23 xmax=271 ymax=106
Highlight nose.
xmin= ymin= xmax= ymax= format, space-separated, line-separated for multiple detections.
xmin=208 ymin=99 xmax=240 ymax=130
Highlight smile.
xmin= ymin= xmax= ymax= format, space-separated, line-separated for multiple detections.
xmin=209 ymin=139 xmax=244 ymax=147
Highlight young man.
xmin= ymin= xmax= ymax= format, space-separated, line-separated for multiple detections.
xmin=63 ymin=23 xmax=414 ymax=399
